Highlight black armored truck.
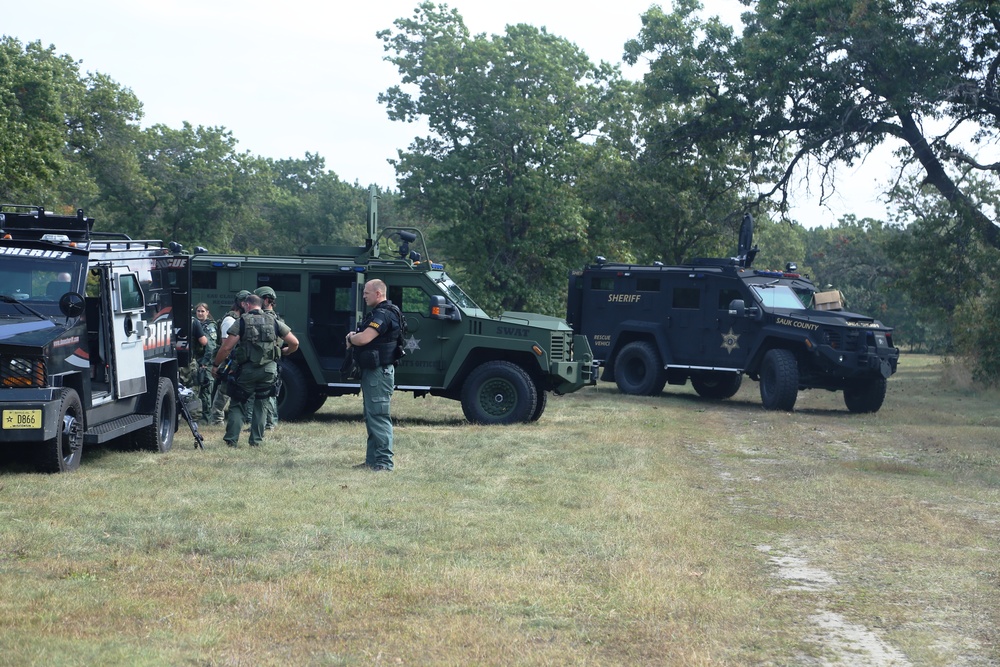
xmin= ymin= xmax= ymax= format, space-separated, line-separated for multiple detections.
xmin=566 ymin=215 xmax=899 ymax=413
xmin=0 ymin=206 xmax=196 ymax=472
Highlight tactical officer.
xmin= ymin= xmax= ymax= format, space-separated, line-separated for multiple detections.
xmin=194 ymin=302 xmax=218 ymax=422
xmin=179 ymin=317 xmax=209 ymax=391
xmin=213 ymin=293 xmax=299 ymax=447
xmin=345 ymin=279 xmax=401 ymax=471
xmin=210 ymin=290 xmax=249 ymax=425
xmin=253 ymin=285 xmax=286 ymax=430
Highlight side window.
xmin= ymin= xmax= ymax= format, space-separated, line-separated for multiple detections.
xmin=192 ymin=270 xmax=217 ymax=289
xmin=637 ymin=278 xmax=661 ymax=292
xmin=118 ymin=273 xmax=144 ymax=312
xmin=387 ymin=285 xmax=435 ymax=314
xmin=257 ymin=273 xmax=301 ymax=292
xmin=672 ymin=287 xmax=700 ymax=309
xmin=591 ymin=277 xmax=614 ymax=291
xmin=86 ymin=270 xmax=102 ymax=297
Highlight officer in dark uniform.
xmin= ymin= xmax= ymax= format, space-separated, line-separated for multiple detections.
xmin=345 ymin=279 xmax=400 ymax=471
xmin=213 ymin=293 xmax=299 ymax=447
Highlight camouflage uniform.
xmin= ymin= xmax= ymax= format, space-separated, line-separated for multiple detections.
xmin=194 ymin=317 xmax=218 ymax=421
xmin=211 ymin=299 xmax=247 ymax=425
xmin=224 ymin=307 xmax=290 ymax=447
xmin=253 ymin=286 xmax=285 ymax=430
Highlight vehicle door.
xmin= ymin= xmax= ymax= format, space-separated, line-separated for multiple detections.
xmin=306 ymin=272 xmax=362 ymax=374
xmin=700 ymin=276 xmax=756 ymax=371
xmin=385 ymin=276 xmax=446 ymax=390
xmin=108 ymin=267 xmax=148 ymax=397
xmin=574 ymin=272 xmax=618 ymax=363
xmin=664 ymin=275 xmax=705 ymax=364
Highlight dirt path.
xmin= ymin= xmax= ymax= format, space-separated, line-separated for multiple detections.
xmin=687 ymin=394 xmax=998 ymax=666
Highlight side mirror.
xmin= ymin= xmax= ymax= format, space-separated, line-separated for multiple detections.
xmin=429 ymin=295 xmax=462 ymax=322
xmin=729 ymin=298 xmax=761 ymax=320
xmin=59 ymin=291 xmax=86 ymax=318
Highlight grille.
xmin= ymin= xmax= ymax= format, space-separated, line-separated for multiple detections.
xmin=1 ymin=356 xmax=47 ymax=388
xmin=824 ymin=330 xmax=861 ymax=352
xmin=550 ymin=333 xmax=568 ymax=361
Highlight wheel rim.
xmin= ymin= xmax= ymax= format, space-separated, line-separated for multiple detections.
xmin=158 ymin=404 xmax=173 ymax=445
xmin=478 ymin=378 xmax=517 ymax=418
xmin=61 ymin=412 xmax=82 ymax=467
xmin=624 ymin=356 xmax=646 ymax=385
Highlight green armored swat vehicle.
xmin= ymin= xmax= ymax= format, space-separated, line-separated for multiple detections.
xmin=0 ymin=205 xmax=198 ymax=472
xmin=191 ymin=188 xmax=594 ymax=424
xmin=566 ymin=215 xmax=899 ymax=413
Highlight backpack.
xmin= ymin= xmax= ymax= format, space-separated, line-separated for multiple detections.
xmin=384 ymin=302 xmax=408 ymax=364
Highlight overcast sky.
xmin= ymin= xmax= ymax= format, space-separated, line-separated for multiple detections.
xmin=5 ymin=0 xmax=894 ymax=228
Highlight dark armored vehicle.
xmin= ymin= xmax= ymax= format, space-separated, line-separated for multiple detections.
xmin=566 ymin=216 xmax=899 ymax=412
xmin=0 ymin=206 xmax=195 ymax=471
xmin=191 ymin=188 xmax=594 ymax=425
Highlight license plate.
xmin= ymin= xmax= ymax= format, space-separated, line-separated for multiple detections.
xmin=2 ymin=409 xmax=42 ymax=429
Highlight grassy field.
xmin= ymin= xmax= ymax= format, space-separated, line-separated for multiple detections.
xmin=1 ymin=354 xmax=998 ymax=666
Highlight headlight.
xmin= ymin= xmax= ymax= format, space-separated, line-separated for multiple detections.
xmin=2 ymin=357 xmax=46 ymax=387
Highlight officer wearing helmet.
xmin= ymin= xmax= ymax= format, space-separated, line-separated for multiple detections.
xmin=213 ymin=292 xmax=299 ymax=447
xmin=253 ymin=285 xmax=287 ymax=430
xmin=210 ymin=290 xmax=251 ymax=425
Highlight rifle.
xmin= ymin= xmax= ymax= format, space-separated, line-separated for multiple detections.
xmin=176 ymin=380 xmax=205 ymax=450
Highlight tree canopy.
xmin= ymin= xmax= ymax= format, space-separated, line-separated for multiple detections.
xmin=378 ymin=2 xmax=620 ymax=314
xmin=625 ymin=0 xmax=1000 ymax=248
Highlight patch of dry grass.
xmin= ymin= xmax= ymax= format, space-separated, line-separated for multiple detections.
xmin=1 ymin=354 xmax=997 ymax=665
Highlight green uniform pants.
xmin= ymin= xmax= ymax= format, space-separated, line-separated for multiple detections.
xmin=225 ymin=362 xmax=278 ymax=447
xmin=363 ymin=365 xmax=395 ymax=469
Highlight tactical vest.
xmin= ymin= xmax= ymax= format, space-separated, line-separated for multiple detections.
xmin=194 ymin=319 xmax=218 ymax=363
xmin=201 ymin=319 xmax=219 ymax=347
xmin=236 ymin=310 xmax=281 ymax=366
xmin=365 ymin=302 xmax=400 ymax=361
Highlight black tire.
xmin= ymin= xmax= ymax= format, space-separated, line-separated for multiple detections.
xmin=302 ymin=392 xmax=328 ymax=417
xmin=759 ymin=349 xmax=799 ymax=411
xmin=613 ymin=341 xmax=667 ymax=396
xmin=461 ymin=361 xmax=537 ymax=425
xmin=277 ymin=362 xmax=310 ymax=421
xmin=528 ymin=384 xmax=548 ymax=422
xmin=691 ymin=372 xmax=743 ymax=399
xmin=36 ymin=388 xmax=84 ymax=473
xmin=136 ymin=378 xmax=176 ymax=452
xmin=844 ymin=376 xmax=887 ymax=413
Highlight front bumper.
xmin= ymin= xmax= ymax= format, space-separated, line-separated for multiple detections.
xmin=550 ymin=334 xmax=597 ymax=395
xmin=813 ymin=344 xmax=899 ymax=380
xmin=0 ymin=388 xmax=63 ymax=443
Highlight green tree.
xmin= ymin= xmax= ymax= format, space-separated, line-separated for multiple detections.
xmin=884 ymin=173 xmax=998 ymax=354
xmin=263 ymin=154 xmax=369 ymax=254
xmin=66 ymin=72 xmax=148 ymax=223
xmin=753 ymin=217 xmax=811 ymax=276
xmin=378 ymin=2 xmax=618 ymax=315
xmin=610 ymin=2 xmax=763 ymax=264
xmin=0 ymin=38 xmax=72 ymax=201
xmin=134 ymin=123 xmax=272 ymax=252
xmin=623 ymin=0 xmax=1000 ymax=250
xmin=804 ymin=216 xmax=911 ymax=335
xmin=0 ymin=38 xmax=156 ymax=222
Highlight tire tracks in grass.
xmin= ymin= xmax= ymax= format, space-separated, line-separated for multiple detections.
xmin=683 ymin=400 xmax=996 ymax=667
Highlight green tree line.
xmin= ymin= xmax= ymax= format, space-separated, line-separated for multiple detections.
xmin=3 ymin=0 xmax=999 ymax=384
